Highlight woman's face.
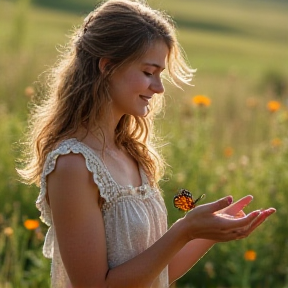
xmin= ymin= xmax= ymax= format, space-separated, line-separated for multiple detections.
xmin=108 ymin=40 xmax=168 ymax=120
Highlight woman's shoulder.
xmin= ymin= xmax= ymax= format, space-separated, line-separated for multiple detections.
xmin=49 ymin=152 xmax=88 ymax=177
xmin=45 ymin=138 xmax=100 ymax=168
xmin=52 ymin=138 xmax=83 ymax=154
xmin=41 ymin=138 xmax=107 ymax=193
xmin=41 ymin=138 xmax=115 ymax=202
xmin=47 ymin=152 xmax=98 ymax=204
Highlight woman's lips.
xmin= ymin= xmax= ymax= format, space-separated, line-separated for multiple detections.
xmin=140 ymin=95 xmax=152 ymax=103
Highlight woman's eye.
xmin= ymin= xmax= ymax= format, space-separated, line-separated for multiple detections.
xmin=143 ymin=71 xmax=153 ymax=76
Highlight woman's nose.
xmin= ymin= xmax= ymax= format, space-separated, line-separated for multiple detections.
xmin=150 ymin=77 xmax=165 ymax=94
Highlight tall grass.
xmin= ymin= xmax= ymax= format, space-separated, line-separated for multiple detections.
xmin=0 ymin=0 xmax=287 ymax=287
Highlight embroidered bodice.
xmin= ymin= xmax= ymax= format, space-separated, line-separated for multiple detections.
xmin=36 ymin=138 xmax=169 ymax=287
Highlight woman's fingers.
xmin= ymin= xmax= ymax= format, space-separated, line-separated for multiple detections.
xmin=201 ymin=196 xmax=233 ymax=214
xmin=222 ymin=195 xmax=253 ymax=216
xmin=224 ymin=209 xmax=261 ymax=229
xmin=249 ymin=208 xmax=276 ymax=231
xmin=219 ymin=208 xmax=276 ymax=241
xmin=187 ymin=207 xmax=259 ymax=241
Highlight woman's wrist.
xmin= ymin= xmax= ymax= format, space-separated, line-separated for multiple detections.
xmin=172 ymin=215 xmax=219 ymax=245
xmin=171 ymin=217 xmax=193 ymax=245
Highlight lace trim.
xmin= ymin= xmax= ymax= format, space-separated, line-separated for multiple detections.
xmin=36 ymin=138 xmax=158 ymax=225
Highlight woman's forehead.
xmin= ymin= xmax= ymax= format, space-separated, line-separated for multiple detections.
xmin=139 ymin=41 xmax=169 ymax=69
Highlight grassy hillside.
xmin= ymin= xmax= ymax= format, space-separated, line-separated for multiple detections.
xmin=3 ymin=0 xmax=288 ymax=77
xmin=154 ymin=0 xmax=288 ymax=77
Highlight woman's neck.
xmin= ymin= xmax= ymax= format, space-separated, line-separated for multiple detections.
xmin=76 ymin=121 xmax=120 ymax=153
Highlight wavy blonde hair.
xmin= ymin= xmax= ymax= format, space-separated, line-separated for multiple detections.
xmin=18 ymin=0 xmax=194 ymax=187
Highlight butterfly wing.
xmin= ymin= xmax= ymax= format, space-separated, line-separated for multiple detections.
xmin=173 ymin=189 xmax=205 ymax=212
xmin=173 ymin=189 xmax=193 ymax=212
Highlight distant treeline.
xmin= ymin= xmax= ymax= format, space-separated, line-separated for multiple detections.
xmin=23 ymin=0 xmax=288 ymax=15
xmin=31 ymin=0 xmax=100 ymax=14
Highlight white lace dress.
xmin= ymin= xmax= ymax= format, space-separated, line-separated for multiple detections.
xmin=36 ymin=138 xmax=169 ymax=288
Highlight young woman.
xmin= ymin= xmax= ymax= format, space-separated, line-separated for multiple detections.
xmin=19 ymin=0 xmax=275 ymax=287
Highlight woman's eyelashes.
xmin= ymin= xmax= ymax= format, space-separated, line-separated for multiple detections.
xmin=143 ymin=71 xmax=153 ymax=77
xmin=143 ymin=71 xmax=162 ymax=77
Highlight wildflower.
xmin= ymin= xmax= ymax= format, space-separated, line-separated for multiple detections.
xmin=176 ymin=172 xmax=186 ymax=183
xmin=239 ymin=155 xmax=249 ymax=167
xmin=4 ymin=227 xmax=14 ymax=236
xmin=192 ymin=95 xmax=211 ymax=107
xmin=224 ymin=147 xmax=233 ymax=158
xmin=36 ymin=230 xmax=44 ymax=241
xmin=227 ymin=162 xmax=237 ymax=172
xmin=244 ymin=250 xmax=257 ymax=261
xmin=24 ymin=86 xmax=35 ymax=98
xmin=271 ymin=138 xmax=282 ymax=147
xmin=24 ymin=219 xmax=40 ymax=230
xmin=204 ymin=261 xmax=215 ymax=278
xmin=267 ymin=100 xmax=281 ymax=112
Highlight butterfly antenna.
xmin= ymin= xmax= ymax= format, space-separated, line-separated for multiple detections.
xmin=194 ymin=194 xmax=206 ymax=205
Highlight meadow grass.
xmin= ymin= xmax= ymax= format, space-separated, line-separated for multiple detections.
xmin=0 ymin=0 xmax=287 ymax=287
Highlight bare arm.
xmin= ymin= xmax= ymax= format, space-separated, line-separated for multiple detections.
xmin=168 ymin=239 xmax=215 ymax=284
xmin=48 ymin=154 xmax=275 ymax=288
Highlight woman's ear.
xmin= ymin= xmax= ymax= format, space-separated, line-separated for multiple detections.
xmin=99 ymin=58 xmax=111 ymax=73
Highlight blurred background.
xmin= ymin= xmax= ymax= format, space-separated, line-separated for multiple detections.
xmin=0 ymin=0 xmax=288 ymax=287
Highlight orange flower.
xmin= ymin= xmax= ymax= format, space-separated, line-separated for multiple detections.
xmin=271 ymin=138 xmax=282 ymax=147
xmin=224 ymin=147 xmax=233 ymax=158
xmin=267 ymin=101 xmax=281 ymax=112
xmin=192 ymin=95 xmax=211 ymax=107
xmin=24 ymin=219 xmax=40 ymax=230
xmin=244 ymin=250 xmax=257 ymax=261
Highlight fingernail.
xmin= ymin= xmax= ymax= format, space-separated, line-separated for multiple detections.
xmin=267 ymin=208 xmax=276 ymax=215
xmin=251 ymin=210 xmax=261 ymax=217
xmin=227 ymin=196 xmax=233 ymax=205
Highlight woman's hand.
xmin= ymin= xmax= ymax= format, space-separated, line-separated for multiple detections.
xmin=217 ymin=195 xmax=253 ymax=219
xmin=182 ymin=195 xmax=276 ymax=243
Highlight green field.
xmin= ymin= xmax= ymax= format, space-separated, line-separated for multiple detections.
xmin=1 ymin=0 xmax=288 ymax=287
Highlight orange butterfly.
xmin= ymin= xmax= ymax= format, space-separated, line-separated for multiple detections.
xmin=173 ymin=189 xmax=205 ymax=212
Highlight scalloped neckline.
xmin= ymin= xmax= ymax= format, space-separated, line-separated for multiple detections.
xmin=69 ymin=138 xmax=147 ymax=190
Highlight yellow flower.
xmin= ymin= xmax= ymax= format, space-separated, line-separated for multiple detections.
xmin=24 ymin=219 xmax=40 ymax=230
xmin=244 ymin=250 xmax=257 ymax=261
xmin=227 ymin=162 xmax=237 ymax=172
xmin=239 ymin=155 xmax=249 ymax=167
xmin=204 ymin=261 xmax=215 ymax=278
xmin=176 ymin=172 xmax=186 ymax=183
xmin=267 ymin=100 xmax=281 ymax=112
xmin=224 ymin=147 xmax=233 ymax=158
xmin=271 ymin=138 xmax=282 ymax=147
xmin=4 ymin=227 xmax=14 ymax=236
xmin=192 ymin=95 xmax=211 ymax=107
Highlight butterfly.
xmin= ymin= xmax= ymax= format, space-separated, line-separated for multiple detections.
xmin=173 ymin=189 xmax=205 ymax=212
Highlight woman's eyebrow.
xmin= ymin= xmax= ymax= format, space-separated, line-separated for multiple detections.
xmin=143 ymin=62 xmax=165 ymax=71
